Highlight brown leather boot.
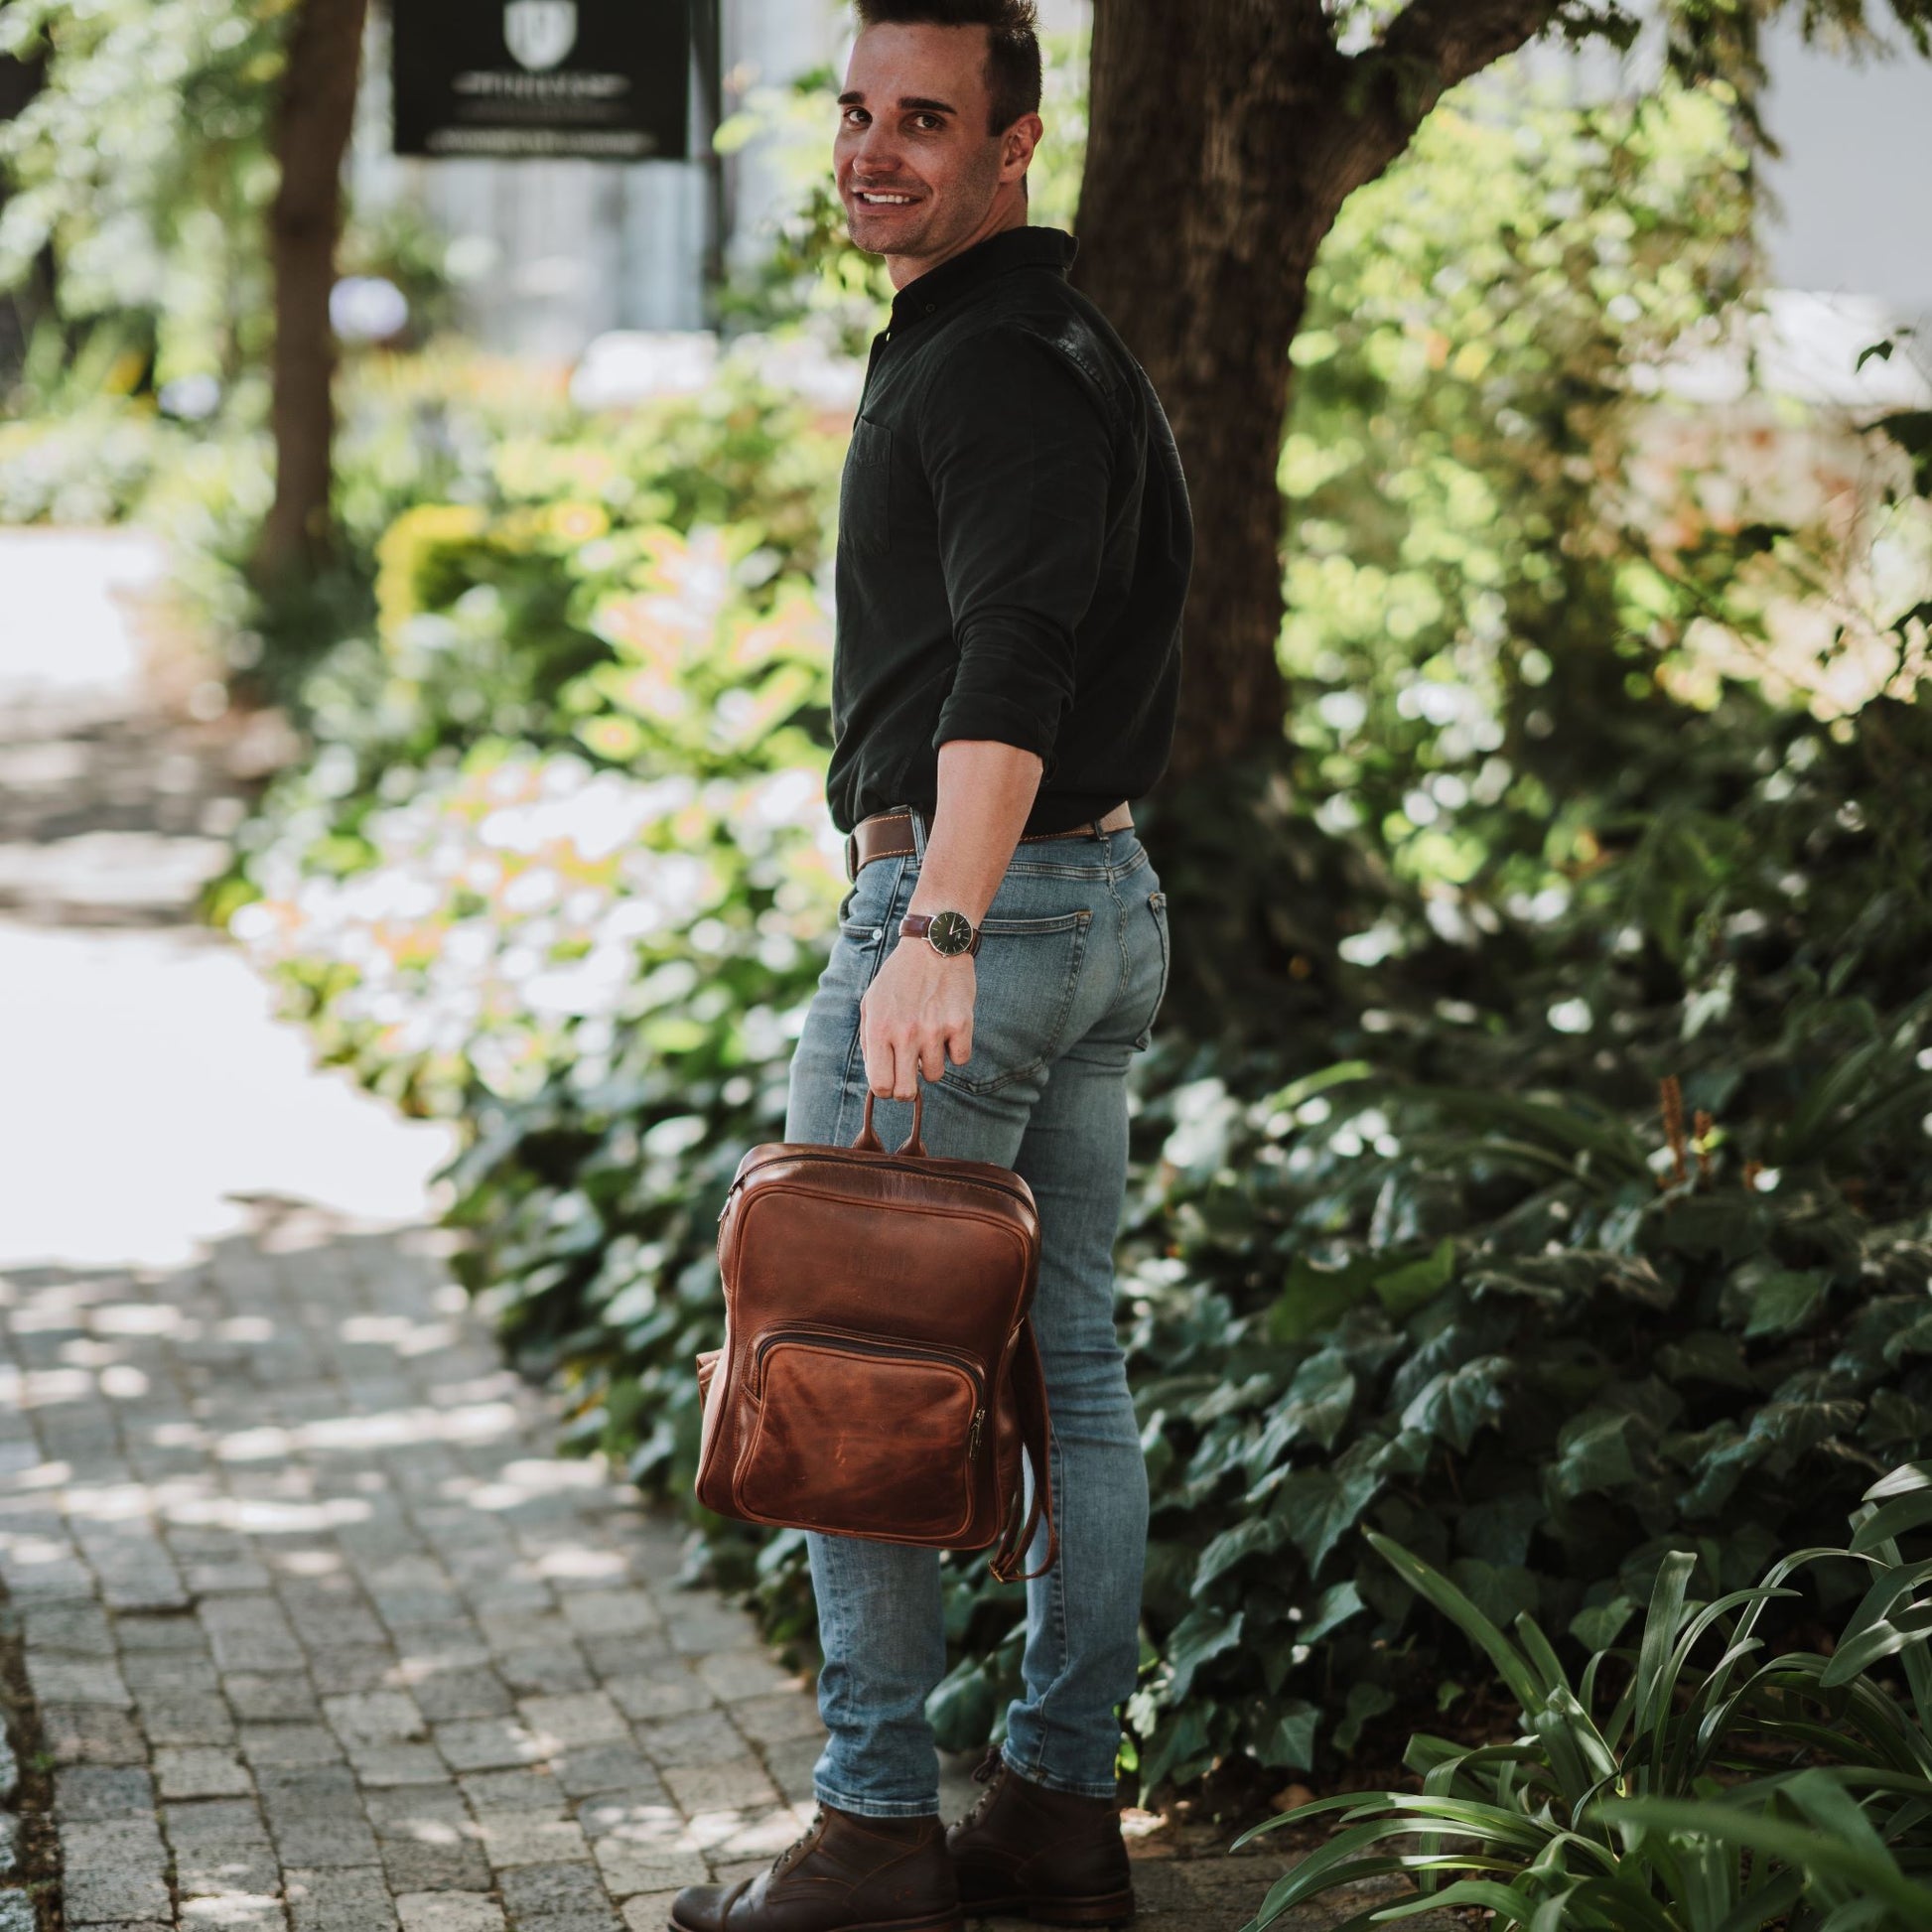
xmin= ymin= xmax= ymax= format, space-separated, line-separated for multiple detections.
xmin=945 ymin=1746 xmax=1134 ymax=1926
xmin=669 ymin=1802 xmax=962 ymax=1932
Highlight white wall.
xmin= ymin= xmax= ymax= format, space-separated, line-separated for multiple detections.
xmin=1758 ymin=13 xmax=1932 ymax=326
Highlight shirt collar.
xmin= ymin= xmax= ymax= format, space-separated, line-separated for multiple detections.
xmin=887 ymin=225 xmax=1077 ymax=336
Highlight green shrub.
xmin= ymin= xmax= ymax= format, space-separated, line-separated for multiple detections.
xmin=227 ymin=522 xmax=837 ymax=1115
xmin=1234 ymin=1459 xmax=1932 ymax=1930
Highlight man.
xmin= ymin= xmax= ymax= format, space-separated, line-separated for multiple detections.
xmin=672 ymin=3 xmax=1190 ymax=1928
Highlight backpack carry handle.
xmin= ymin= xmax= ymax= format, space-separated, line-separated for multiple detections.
xmin=851 ymin=1081 xmax=926 ymax=1159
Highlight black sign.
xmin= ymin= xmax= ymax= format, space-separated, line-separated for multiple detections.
xmin=392 ymin=0 xmax=691 ymax=160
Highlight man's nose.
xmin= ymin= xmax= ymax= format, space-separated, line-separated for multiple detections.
xmin=850 ymin=121 xmax=904 ymax=176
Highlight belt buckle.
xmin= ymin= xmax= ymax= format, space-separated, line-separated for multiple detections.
xmin=844 ymin=830 xmax=859 ymax=884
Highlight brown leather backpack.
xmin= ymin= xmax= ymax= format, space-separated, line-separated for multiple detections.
xmin=694 ymin=1085 xmax=1057 ymax=1581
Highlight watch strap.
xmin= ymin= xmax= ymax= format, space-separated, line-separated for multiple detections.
xmin=899 ymin=912 xmax=982 ymax=958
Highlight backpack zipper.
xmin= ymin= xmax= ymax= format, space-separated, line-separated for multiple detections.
xmin=721 ymin=1148 xmax=1034 ymax=1216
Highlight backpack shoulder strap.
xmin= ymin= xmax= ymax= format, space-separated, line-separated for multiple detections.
xmin=989 ymin=1321 xmax=1057 ymax=1584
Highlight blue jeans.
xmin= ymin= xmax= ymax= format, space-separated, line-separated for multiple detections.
xmin=781 ymin=811 xmax=1170 ymax=1818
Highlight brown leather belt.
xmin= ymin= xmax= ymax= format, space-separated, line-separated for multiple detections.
xmin=845 ymin=801 xmax=1134 ymax=883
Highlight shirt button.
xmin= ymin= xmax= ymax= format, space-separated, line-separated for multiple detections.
xmin=924 ymin=303 xmax=934 ymax=313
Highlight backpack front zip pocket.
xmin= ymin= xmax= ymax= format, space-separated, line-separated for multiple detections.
xmin=734 ymin=1327 xmax=988 ymax=1541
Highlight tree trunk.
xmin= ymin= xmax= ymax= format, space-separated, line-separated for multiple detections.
xmin=256 ymin=0 xmax=369 ymax=584
xmin=0 ymin=46 xmax=52 ymax=381
xmin=1074 ymin=0 xmax=1562 ymax=784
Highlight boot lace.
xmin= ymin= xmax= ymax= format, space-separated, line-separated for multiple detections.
xmin=769 ymin=1808 xmax=826 ymax=1879
xmin=961 ymin=1742 xmax=1008 ymax=1829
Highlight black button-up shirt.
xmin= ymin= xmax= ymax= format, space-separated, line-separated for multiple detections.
xmin=825 ymin=224 xmax=1192 ymax=838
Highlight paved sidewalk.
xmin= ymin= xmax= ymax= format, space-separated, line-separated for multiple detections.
xmin=2 ymin=1203 xmax=819 ymax=1932
xmin=0 ymin=529 xmax=1442 ymax=1932
xmin=1 ymin=1236 xmax=1346 ymax=1932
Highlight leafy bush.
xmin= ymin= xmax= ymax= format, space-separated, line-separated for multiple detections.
xmin=0 ymin=391 xmax=182 ymax=524
xmin=1157 ymin=77 xmax=1931 ymax=1038
xmin=228 ymin=523 xmax=838 ymax=1114
xmin=166 ymin=335 xmax=852 ymax=721
xmin=1235 ymin=1458 xmax=1932 ymax=1930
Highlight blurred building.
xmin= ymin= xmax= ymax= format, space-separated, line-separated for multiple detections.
xmin=351 ymin=2 xmax=1928 ymax=372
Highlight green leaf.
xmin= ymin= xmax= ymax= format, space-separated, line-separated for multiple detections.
xmin=1862 ymin=1458 xmax=1932 ymax=1505
xmin=1161 ymin=1604 xmax=1244 ymax=1705
xmin=1448 ymin=1557 xmax=1541 ymax=1632
xmin=924 ymin=1657 xmax=995 ymax=1752
xmin=1269 ymin=1256 xmax=1381 ymax=1342
xmin=1247 ymin=1350 xmax=1358 ymax=1480
xmin=1850 ymin=1487 xmax=1932 ymax=1554
xmin=1548 ymin=1406 xmax=1644 ymax=1502
xmin=1138 ymin=1705 xmax=1213 ymax=1797
xmin=1457 ymin=1491 xmax=1546 ymax=1567
xmin=1569 ymin=1593 xmax=1637 ymax=1652
xmin=1265 ymin=1060 xmax=1374 ymax=1111
xmin=1819 ymin=1599 xmax=1932 ymax=1686
xmin=1364 ymin=1531 xmax=1547 ymax=1713
xmin=1653 ymin=1195 xmax=1767 ymax=1263
xmin=1655 ymin=1329 xmax=1755 ymax=1389
xmin=1331 ymin=1679 xmax=1396 ymax=1753
xmin=1373 ymin=1237 xmax=1456 ymax=1316
xmin=1403 ymin=1354 xmax=1513 ymax=1452
xmin=1739 ymin=1268 xmax=1830 ymax=1339
xmin=1299 ymin=1578 xmax=1366 ymax=1645
xmin=1194 ymin=1517 xmax=1287 ymax=1593
xmin=1275 ymin=1444 xmax=1385 ymax=1571
xmin=1252 ymin=1701 xmax=1321 ymax=1770
xmin=1597 ymin=1795 xmax=1932 ymax=1922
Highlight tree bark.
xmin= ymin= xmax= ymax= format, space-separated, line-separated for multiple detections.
xmin=1074 ymin=0 xmax=1563 ymax=784
xmin=0 ymin=46 xmax=53 ymax=381
xmin=256 ymin=0 xmax=369 ymax=584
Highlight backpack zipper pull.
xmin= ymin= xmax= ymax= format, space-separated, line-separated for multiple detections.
xmin=969 ymin=1408 xmax=987 ymax=1458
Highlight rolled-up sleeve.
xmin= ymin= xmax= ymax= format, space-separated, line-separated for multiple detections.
xmin=919 ymin=325 xmax=1114 ymax=773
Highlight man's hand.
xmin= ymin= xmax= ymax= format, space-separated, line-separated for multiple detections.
xmin=860 ymin=939 xmax=975 ymax=1099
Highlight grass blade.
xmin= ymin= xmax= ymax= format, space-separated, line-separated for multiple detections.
xmin=1597 ymin=1796 xmax=1932 ymax=1921
xmin=1366 ymin=1531 xmax=1549 ymax=1713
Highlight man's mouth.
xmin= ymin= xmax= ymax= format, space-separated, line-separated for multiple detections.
xmin=853 ymin=189 xmax=920 ymax=207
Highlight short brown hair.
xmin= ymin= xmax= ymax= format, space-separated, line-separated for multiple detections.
xmin=852 ymin=0 xmax=1042 ymax=136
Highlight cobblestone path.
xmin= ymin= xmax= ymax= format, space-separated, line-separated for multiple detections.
xmin=0 ymin=530 xmax=1446 ymax=1932
xmin=2 ymin=1200 xmax=822 ymax=1932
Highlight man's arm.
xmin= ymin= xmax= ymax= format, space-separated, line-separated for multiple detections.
xmin=859 ymin=739 xmax=1042 ymax=1100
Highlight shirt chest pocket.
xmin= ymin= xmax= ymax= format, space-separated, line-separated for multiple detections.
xmin=839 ymin=415 xmax=894 ymax=558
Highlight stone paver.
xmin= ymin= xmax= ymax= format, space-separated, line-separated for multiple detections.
xmin=0 ymin=527 xmax=1452 ymax=1932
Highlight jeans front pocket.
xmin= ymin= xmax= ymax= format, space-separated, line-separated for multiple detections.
xmin=943 ymin=909 xmax=1092 ymax=1095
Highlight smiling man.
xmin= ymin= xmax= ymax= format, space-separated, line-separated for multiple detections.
xmin=670 ymin=5 xmax=1191 ymax=1931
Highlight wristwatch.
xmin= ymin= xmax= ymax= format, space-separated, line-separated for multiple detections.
xmin=900 ymin=910 xmax=981 ymax=958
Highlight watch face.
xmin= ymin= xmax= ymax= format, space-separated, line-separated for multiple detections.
xmin=927 ymin=909 xmax=975 ymax=956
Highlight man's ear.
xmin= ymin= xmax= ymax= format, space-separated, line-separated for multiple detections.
xmin=1004 ymin=112 xmax=1041 ymax=186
